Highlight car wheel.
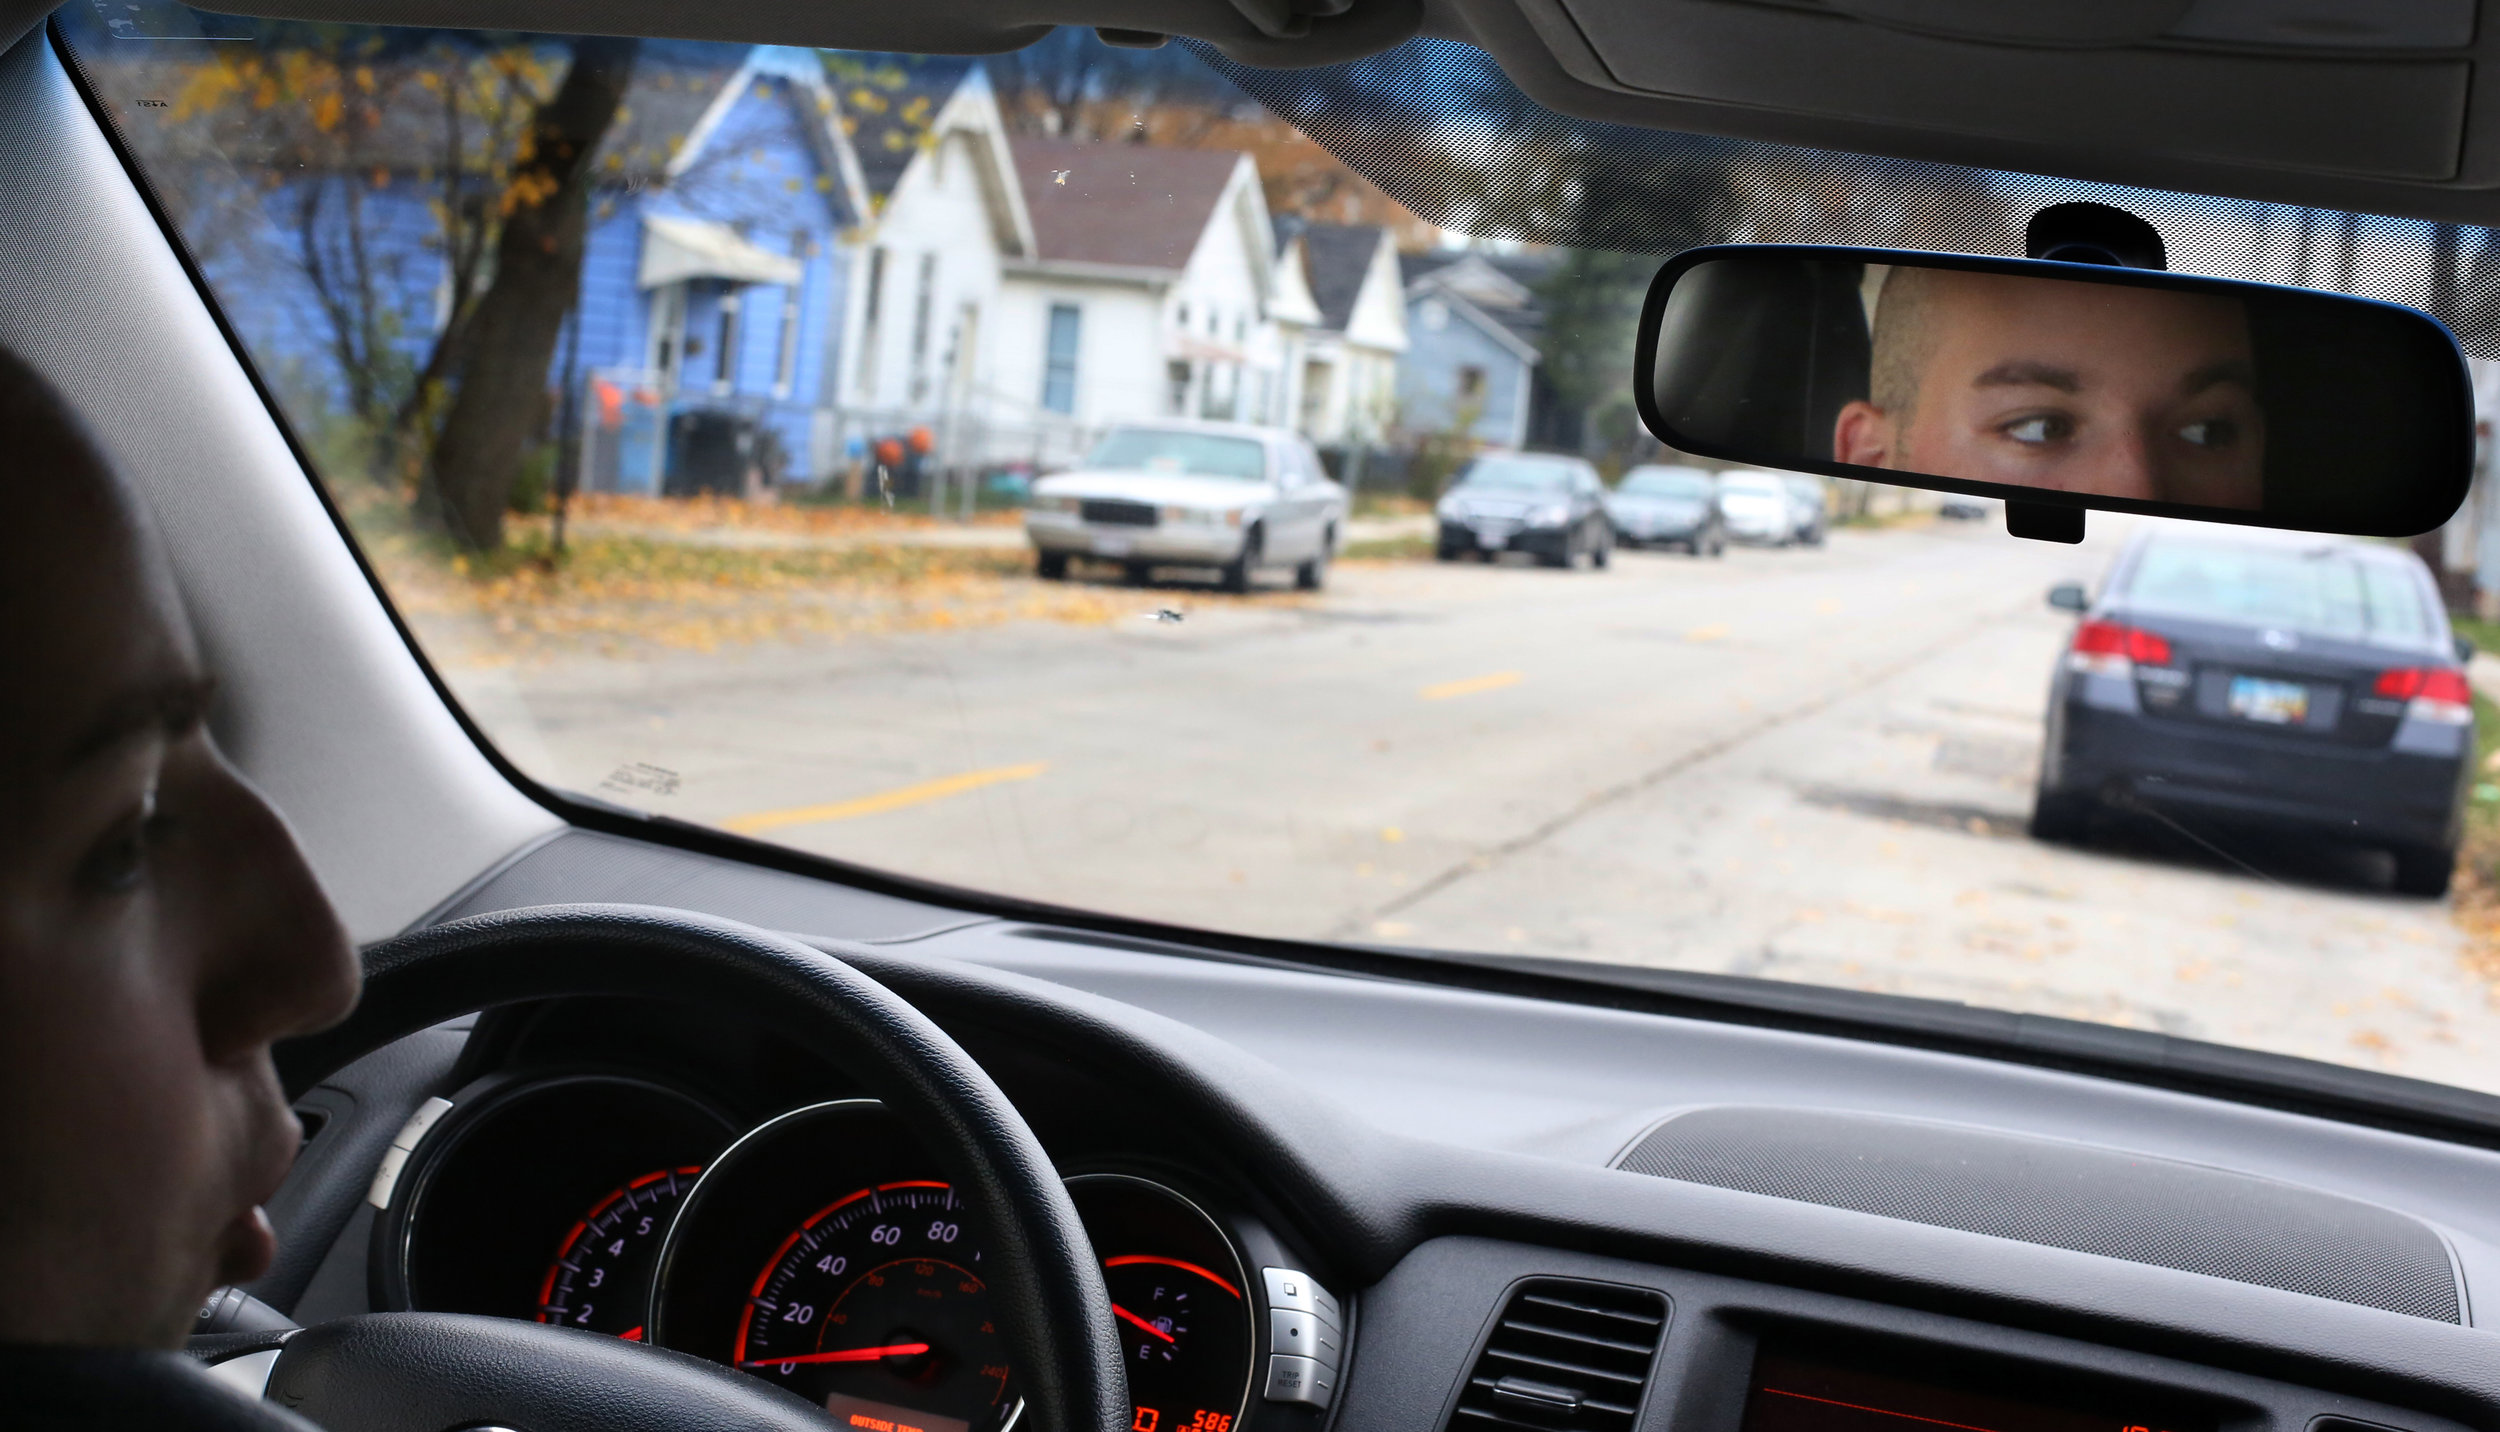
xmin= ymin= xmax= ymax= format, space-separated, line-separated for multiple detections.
xmin=1591 ymin=526 xmax=1611 ymax=570
xmin=1295 ymin=527 xmax=1333 ymax=590
xmin=2029 ymin=788 xmax=2093 ymax=843
xmin=1123 ymin=560 xmax=1152 ymax=586
xmin=1220 ymin=526 xmax=1261 ymax=593
xmin=2392 ymin=843 xmax=2456 ymax=898
xmin=1036 ymin=550 xmax=1068 ymax=581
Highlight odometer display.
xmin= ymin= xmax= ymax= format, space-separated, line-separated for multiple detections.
xmin=736 ymin=1180 xmax=1015 ymax=1432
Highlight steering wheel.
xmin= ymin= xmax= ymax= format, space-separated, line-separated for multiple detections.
xmin=260 ymin=903 xmax=1130 ymax=1432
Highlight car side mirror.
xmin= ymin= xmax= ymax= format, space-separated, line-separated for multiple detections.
xmin=2047 ymin=582 xmax=2089 ymax=612
xmin=2457 ymin=634 xmax=2478 ymax=664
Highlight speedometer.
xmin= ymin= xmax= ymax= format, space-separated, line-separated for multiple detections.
xmin=735 ymin=1181 xmax=1014 ymax=1432
xmin=651 ymin=1101 xmax=1023 ymax=1432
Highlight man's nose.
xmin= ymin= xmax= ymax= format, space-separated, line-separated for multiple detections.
xmin=196 ymin=768 xmax=359 ymax=1062
xmin=2103 ymin=421 xmax=2165 ymax=503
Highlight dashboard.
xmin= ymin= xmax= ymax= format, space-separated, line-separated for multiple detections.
xmin=249 ymin=834 xmax=2500 ymax=1432
xmin=342 ymin=994 xmax=1343 ymax=1432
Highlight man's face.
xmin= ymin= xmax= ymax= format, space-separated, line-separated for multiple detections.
xmin=1833 ymin=271 xmax=2265 ymax=509
xmin=0 ymin=449 xmax=358 ymax=1347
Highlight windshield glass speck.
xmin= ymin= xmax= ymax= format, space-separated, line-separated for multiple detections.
xmin=1084 ymin=429 xmax=1265 ymax=481
xmin=61 ymin=3 xmax=2500 ymax=1103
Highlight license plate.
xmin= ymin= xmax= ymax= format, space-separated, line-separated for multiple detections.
xmin=1090 ymin=534 xmax=1133 ymax=557
xmin=2228 ymin=675 xmax=2310 ymax=725
xmin=1476 ymin=525 xmax=1511 ymax=550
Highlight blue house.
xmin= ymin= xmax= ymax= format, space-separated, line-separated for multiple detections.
xmin=1396 ymin=251 xmax=1553 ymax=450
xmin=190 ymin=39 xmax=868 ymax=496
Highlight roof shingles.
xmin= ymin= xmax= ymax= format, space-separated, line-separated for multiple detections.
xmin=1011 ymin=136 xmax=1243 ymax=272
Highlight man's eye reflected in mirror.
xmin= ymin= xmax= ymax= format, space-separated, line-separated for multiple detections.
xmin=1829 ymin=267 xmax=2266 ymax=511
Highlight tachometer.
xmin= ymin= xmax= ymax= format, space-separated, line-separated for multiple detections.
xmin=736 ymin=1181 xmax=1014 ymax=1432
xmin=537 ymin=1164 xmax=702 ymax=1339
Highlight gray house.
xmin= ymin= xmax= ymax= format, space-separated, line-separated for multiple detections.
xmin=1397 ymin=251 xmax=1551 ymax=449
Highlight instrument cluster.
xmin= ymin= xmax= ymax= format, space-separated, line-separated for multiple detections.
xmin=375 ymin=1073 xmax=1343 ymax=1432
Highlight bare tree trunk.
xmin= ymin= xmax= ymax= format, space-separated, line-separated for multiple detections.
xmin=417 ymin=34 xmax=638 ymax=550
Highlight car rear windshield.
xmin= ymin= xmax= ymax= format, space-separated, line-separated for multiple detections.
xmin=1084 ymin=430 xmax=1265 ymax=481
xmin=2124 ymin=540 xmax=2440 ymax=646
xmin=1621 ymin=470 xmax=1712 ymax=497
xmin=1462 ymin=459 xmax=1575 ymax=490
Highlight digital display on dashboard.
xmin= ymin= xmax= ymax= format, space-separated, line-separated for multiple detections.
xmin=1742 ymin=1349 xmax=2213 ymax=1432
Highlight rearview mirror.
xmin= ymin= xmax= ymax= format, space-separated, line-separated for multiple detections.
xmin=1633 ymin=246 xmax=2473 ymax=538
xmin=2046 ymin=582 xmax=2088 ymax=612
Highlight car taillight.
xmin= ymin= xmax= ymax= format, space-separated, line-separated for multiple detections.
xmin=2068 ymin=618 xmax=2172 ymax=677
xmin=2375 ymin=666 xmax=2474 ymax=724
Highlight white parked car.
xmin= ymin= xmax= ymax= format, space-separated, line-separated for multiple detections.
xmin=1025 ymin=421 xmax=1347 ymax=592
xmin=1717 ymin=468 xmax=1807 ymax=545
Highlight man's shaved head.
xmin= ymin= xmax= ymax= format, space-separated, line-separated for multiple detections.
xmin=1866 ymin=266 xmax=1948 ymax=426
xmin=0 ymin=344 xmax=358 ymax=1347
xmin=1834 ymin=265 xmax=2264 ymax=509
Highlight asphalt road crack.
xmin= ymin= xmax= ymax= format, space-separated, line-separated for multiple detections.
xmin=1334 ymin=597 xmax=2034 ymax=939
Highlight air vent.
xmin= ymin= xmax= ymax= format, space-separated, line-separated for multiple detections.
xmin=1451 ymin=1280 xmax=1667 ymax=1432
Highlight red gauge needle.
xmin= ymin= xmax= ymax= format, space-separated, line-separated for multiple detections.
xmin=741 ymin=1342 xmax=931 ymax=1368
xmin=1113 ymin=1304 xmax=1176 ymax=1344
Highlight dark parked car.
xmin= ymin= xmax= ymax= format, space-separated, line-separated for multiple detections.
xmin=2033 ymin=527 xmax=2474 ymax=896
xmin=1605 ymin=464 xmax=1726 ymax=555
xmin=1435 ymin=453 xmax=1613 ymax=568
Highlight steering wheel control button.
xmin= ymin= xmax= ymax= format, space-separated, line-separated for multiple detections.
xmin=366 ymin=1096 xmax=456 ymax=1209
xmin=1259 ymin=1268 xmax=1340 ymax=1326
xmin=1267 ymin=1310 xmax=1339 ymax=1365
xmin=1262 ymin=1354 xmax=1335 ymax=1408
xmin=394 ymin=1096 xmax=455 ymax=1150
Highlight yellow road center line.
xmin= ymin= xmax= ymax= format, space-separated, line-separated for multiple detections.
xmin=723 ymin=762 xmax=1048 ymax=835
xmin=1419 ymin=670 xmax=1523 ymax=701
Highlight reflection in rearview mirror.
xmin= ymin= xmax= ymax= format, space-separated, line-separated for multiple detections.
xmin=1633 ymin=247 xmax=2475 ymax=537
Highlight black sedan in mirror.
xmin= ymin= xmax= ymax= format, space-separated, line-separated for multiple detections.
xmin=1634 ymin=246 xmax=2474 ymax=540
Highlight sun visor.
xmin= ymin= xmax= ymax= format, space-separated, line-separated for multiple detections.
xmin=1548 ymin=0 xmax=2470 ymax=182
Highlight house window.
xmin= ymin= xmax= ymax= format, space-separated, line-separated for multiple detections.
xmin=712 ymin=290 xmax=742 ymax=395
xmin=648 ymin=283 xmax=686 ymax=383
xmin=1166 ymin=359 xmax=1192 ymax=416
xmin=1175 ymin=301 xmax=1190 ymax=331
xmin=774 ymin=288 xmax=802 ymax=399
xmin=908 ymin=251 xmax=939 ymax=405
xmin=856 ymin=246 xmax=886 ymax=397
xmin=1458 ymin=365 xmax=1487 ymax=402
xmin=1042 ymin=302 xmax=1081 ymax=415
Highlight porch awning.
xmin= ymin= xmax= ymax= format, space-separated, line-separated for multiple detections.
xmin=637 ymin=213 xmax=804 ymax=290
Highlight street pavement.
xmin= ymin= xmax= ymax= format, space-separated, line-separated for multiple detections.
xmin=433 ymin=516 xmax=2500 ymax=1094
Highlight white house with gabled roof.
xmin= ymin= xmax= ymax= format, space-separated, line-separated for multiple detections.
xmin=987 ymin=139 xmax=1288 ymax=469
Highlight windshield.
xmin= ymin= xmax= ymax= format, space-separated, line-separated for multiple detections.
xmin=1083 ymin=429 xmax=1267 ymax=481
xmin=1620 ymin=469 xmax=1712 ymax=498
xmin=1459 ymin=458 xmax=1575 ymax=491
xmin=2124 ymin=538 xmax=2441 ymax=646
xmin=62 ymin=6 xmax=2500 ymax=1104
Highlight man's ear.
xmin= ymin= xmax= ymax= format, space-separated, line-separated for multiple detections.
xmin=1832 ymin=400 xmax=1896 ymax=468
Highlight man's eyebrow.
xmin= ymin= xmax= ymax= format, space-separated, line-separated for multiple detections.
xmin=2180 ymin=358 xmax=2257 ymax=394
xmin=63 ymin=675 xmax=217 ymax=767
xmin=1972 ymin=361 xmax=2080 ymax=392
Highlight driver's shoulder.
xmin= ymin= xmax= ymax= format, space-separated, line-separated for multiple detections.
xmin=0 ymin=1343 xmax=322 ymax=1431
